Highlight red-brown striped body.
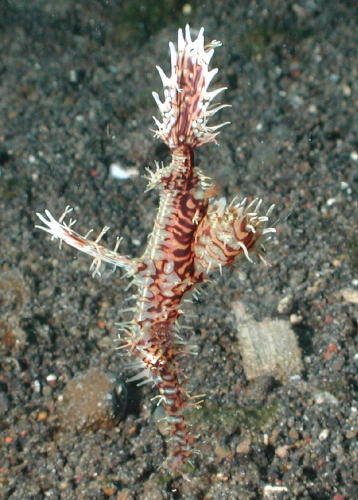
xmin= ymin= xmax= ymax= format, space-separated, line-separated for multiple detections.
xmin=36 ymin=25 xmax=276 ymax=473
xmin=127 ymin=148 xmax=209 ymax=466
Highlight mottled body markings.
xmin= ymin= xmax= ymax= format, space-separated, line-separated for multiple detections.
xmin=36 ymin=26 xmax=275 ymax=470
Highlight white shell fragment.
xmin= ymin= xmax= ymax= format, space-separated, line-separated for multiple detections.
xmin=232 ymin=302 xmax=303 ymax=381
xmin=110 ymin=163 xmax=139 ymax=180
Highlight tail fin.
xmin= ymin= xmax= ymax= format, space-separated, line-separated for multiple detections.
xmin=152 ymin=25 xmax=230 ymax=150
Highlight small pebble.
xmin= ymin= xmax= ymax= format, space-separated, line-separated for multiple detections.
xmin=33 ymin=380 xmax=41 ymax=393
xmin=319 ymin=429 xmax=329 ymax=441
xmin=314 ymin=391 xmax=338 ymax=406
xmin=103 ymin=486 xmax=117 ymax=496
xmin=37 ymin=411 xmax=48 ymax=422
xmin=214 ymin=443 xmax=231 ymax=459
xmin=58 ymin=369 xmax=126 ymax=431
xmin=116 ymin=489 xmax=134 ymax=500
xmin=275 ymin=445 xmax=289 ymax=458
xmin=263 ymin=485 xmax=288 ymax=498
xmin=345 ymin=429 xmax=357 ymax=439
xmin=236 ymin=436 xmax=251 ymax=454
xmin=288 ymin=429 xmax=299 ymax=440
xmin=277 ymin=294 xmax=293 ymax=314
xmin=341 ymin=83 xmax=351 ymax=96
xmin=290 ymin=313 xmax=303 ymax=325
xmin=182 ymin=3 xmax=192 ymax=15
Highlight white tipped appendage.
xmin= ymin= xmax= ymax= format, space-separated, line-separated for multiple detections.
xmin=35 ymin=207 xmax=135 ymax=275
xmin=152 ymin=25 xmax=230 ymax=149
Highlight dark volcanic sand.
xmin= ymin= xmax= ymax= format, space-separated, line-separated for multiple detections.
xmin=1 ymin=1 xmax=357 ymax=499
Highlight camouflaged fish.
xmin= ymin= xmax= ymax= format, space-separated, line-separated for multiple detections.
xmin=36 ymin=25 xmax=275 ymax=470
